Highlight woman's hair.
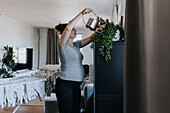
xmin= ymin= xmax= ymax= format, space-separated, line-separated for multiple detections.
xmin=55 ymin=23 xmax=68 ymax=34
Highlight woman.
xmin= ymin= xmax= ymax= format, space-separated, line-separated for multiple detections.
xmin=55 ymin=8 xmax=106 ymax=113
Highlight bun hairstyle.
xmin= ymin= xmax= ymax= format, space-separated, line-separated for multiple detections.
xmin=55 ymin=23 xmax=68 ymax=34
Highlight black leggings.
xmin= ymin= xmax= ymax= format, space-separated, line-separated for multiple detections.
xmin=55 ymin=78 xmax=82 ymax=113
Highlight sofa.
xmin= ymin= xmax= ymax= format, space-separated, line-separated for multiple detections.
xmin=81 ymin=63 xmax=94 ymax=113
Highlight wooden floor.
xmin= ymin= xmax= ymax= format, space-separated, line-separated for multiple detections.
xmin=0 ymin=98 xmax=44 ymax=113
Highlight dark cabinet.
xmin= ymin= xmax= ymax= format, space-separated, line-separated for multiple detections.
xmin=94 ymin=42 xmax=124 ymax=113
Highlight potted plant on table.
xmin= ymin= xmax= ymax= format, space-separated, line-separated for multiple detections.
xmin=0 ymin=45 xmax=16 ymax=78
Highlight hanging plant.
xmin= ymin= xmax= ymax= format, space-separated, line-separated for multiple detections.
xmin=0 ymin=45 xmax=16 ymax=78
xmin=90 ymin=17 xmax=124 ymax=62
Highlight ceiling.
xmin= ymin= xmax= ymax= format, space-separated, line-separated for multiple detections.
xmin=0 ymin=0 xmax=118 ymax=29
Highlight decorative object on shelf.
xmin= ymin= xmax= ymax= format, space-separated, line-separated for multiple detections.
xmin=90 ymin=17 xmax=124 ymax=62
xmin=0 ymin=45 xmax=16 ymax=78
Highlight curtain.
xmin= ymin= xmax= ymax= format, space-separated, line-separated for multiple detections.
xmin=46 ymin=29 xmax=59 ymax=64
xmin=39 ymin=28 xmax=48 ymax=68
xmin=125 ymin=0 xmax=170 ymax=113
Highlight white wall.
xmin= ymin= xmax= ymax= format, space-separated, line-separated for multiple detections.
xmin=77 ymin=28 xmax=94 ymax=65
xmin=0 ymin=15 xmax=39 ymax=69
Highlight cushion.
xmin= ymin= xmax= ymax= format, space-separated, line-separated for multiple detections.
xmin=39 ymin=64 xmax=61 ymax=72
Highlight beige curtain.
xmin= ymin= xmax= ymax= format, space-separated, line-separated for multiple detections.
xmin=125 ymin=0 xmax=170 ymax=113
xmin=46 ymin=29 xmax=59 ymax=64
xmin=39 ymin=28 xmax=48 ymax=68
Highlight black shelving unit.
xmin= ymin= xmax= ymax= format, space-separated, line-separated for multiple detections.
xmin=94 ymin=41 xmax=124 ymax=113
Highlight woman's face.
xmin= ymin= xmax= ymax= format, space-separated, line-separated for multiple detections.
xmin=69 ymin=27 xmax=77 ymax=39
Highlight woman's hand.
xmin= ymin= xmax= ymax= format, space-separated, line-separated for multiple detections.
xmin=97 ymin=23 xmax=107 ymax=31
xmin=83 ymin=8 xmax=93 ymax=15
xmin=81 ymin=23 xmax=107 ymax=48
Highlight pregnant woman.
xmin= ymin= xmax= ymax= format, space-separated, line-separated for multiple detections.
xmin=55 ymin=8 xmax=106 ymax=113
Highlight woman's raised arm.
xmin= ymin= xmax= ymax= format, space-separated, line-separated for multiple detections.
xmin=58 ymin=8 xmax=92 ymax=46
